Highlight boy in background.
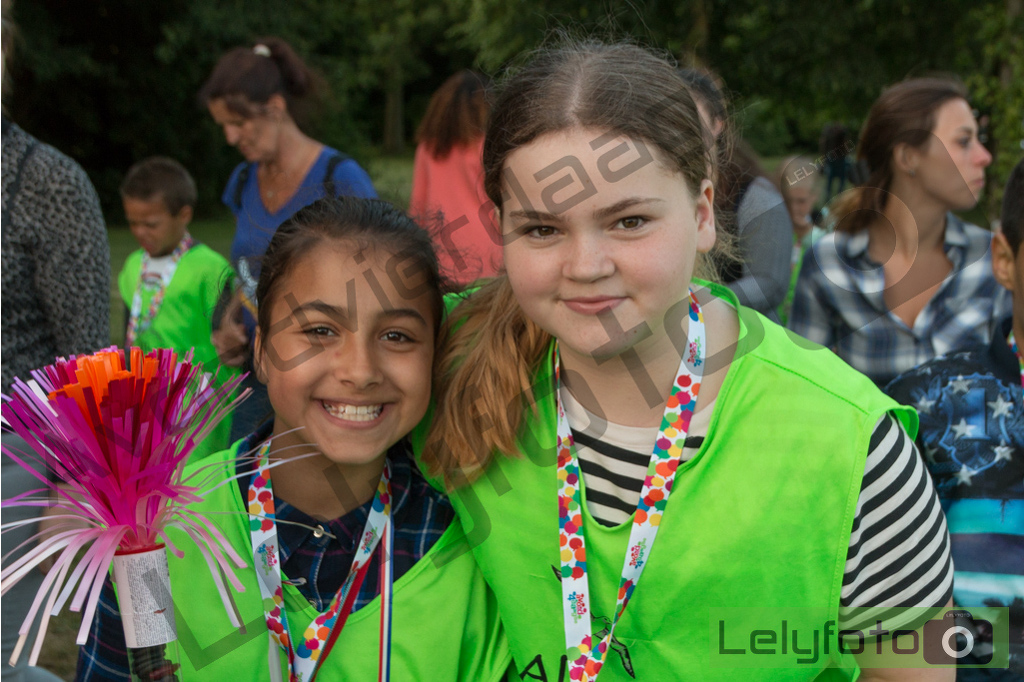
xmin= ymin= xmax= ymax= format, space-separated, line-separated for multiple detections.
xmin=886 ymin=158 xmax=1024 ymax=678
xmin=119 ymin=156 xmax=238 ymax=457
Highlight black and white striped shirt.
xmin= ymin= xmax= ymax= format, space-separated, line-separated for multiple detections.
xmin=561 ymin=387 xmax=953 ymax=626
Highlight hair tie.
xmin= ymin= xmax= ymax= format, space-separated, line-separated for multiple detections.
xmin=253 ymin=44 xmax=271 ymax=57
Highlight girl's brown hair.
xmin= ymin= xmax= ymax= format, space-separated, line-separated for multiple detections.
xmin=422 ymin=40 xmax=716 ymax=485
xmin=830 ymin=77 xmax=968 ymax=233
xmin=416 ymin=70 xmax=490 ymax=159
xmin=197 ymin=36 xmax=322 ymax=128
xmin=255 ymin=195 xmax=449 ymax=353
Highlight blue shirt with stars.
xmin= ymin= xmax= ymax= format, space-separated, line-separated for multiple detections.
xmin=886 ymin=316 xmax=1024 ymax=676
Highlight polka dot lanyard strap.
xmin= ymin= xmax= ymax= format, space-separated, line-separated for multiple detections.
xmin=249 ymin=441 xmax=394 ymax=682
xmin=554 ymin=290 xmax=706 ymax=682
xmin=1009 ymin=331 xmax=1024 ymax=393
xmin=126 ymin=232 xmax=194 ymax=347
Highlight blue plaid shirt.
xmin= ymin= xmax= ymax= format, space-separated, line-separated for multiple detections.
xmin=789 ymin=213 xmax=1010 ymax=386
xmin=75 ymin=430 xmax=453 ymax=681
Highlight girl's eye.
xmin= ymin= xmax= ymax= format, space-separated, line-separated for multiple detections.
xmin=526 ymin=225 xmax=559 ymax=238
xmin=959 ymin=138 xmax=972 ymax=148
xmin=381 ymin=330 xmax=412 ymax=343
xmin=305 ymin=325 xmax=335 ymax=337
xmin=618 ymin=216 xmax=646 ymax=230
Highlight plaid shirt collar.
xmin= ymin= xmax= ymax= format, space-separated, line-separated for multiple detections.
xmin=841 ymin=212 xmax=971 ymax=266
xmin=237 ymin=426 xmax=416 ymax=566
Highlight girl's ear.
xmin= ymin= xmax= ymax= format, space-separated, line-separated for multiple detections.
xmin=252 ymin=327 xmax=269 ymax=385
xmin=991 ymin=232 xmax=1017 ymax=293
xmin=265 ymin=93 xmax=289 ymax=122
xmin=892 ymin=142 xmax=921 ymax=179
xmin=694 ymin=178 xmax=717 ymax=253
xmin=174 ymin=205 xmax=193 ymax=225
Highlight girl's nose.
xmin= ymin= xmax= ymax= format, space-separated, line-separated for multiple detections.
xmin=224 ymin=126 xmax=241 ymax=146
xmin=564 ymin=233 xmax=614 ymax=282
xmin=976 ymin=142 xmax=993 ymax=168
xmin=334 ymin=339 xmax=384 ymax=389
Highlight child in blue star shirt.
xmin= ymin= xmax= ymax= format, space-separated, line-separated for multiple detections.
xmin=886 ymin=158 xmax=1024 ymax=678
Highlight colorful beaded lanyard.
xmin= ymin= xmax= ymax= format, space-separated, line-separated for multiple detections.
xmin=555 ymin=290 xmax=706 ymax=682
xmin=126 ymin=232 xmax=195 ymax=346
xmin=1008 ymin=331 xmax=1024 ymax=391
xmin=248 ymin=441 xmax=395 ymax=682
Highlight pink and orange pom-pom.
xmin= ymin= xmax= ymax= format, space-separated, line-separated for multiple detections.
xmin=1 ymin=347 xmax=250 ymax=667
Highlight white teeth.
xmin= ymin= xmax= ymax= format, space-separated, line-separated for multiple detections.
xmin=322 ymin=402 xmax=383 ymax=422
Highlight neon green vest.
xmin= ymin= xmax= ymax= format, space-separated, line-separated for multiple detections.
xmin=436 ymin=287 xmax=916 ymax=681
xmin=160 ymin=447 xmax=510 ymax=681
xmin=118 ymin=245 xmax=240 ymax=457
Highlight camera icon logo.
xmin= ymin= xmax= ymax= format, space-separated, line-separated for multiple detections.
xmin=922 ymin=609 xmax=992 ymax=665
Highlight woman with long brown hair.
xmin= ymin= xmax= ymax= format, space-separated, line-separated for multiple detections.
xmin=789 ymin=77 xmax=1008 ymax=386
xmin=409 ymin=70 xmax=499 ymax=286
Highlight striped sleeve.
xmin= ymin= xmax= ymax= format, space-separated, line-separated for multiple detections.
xmin=839 ymin=414 xmax=953 ymax=631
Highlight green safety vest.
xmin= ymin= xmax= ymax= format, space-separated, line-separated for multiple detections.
xmin=118 ymin=245 xmax=240 ymax=457
xmin=158 ymin=447 xmax=510 ymax=681
xmin=426 ymin=283 xmax=915 ymax=681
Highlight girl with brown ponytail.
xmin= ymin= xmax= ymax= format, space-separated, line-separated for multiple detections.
xmin=789 ymin=77 xmax=1008 ymax=387
xmin=420 ymin=39 xmax=954 ymax=682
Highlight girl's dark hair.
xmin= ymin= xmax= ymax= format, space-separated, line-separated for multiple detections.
xmin=1001 ymin=158 xmax=1024 ymax=255
xmin=424 ymin=40 xmax=717 ymax=485
xmin=416 ymin=70 xmax=491 ymax=159
xmin=255 ymin=196 xmax=448 ymax=347
xmin=831 ymin=77 xmax=968 ymax=233
xmin=198 ymin=36 xmax=321 ymax=126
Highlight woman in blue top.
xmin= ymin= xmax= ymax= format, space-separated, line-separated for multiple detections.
xmin=199 ymin=36 xmax=377 ymax=439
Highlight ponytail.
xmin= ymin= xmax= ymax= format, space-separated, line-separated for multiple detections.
xmin=198 ymin=36 xmax=323 ymax=128
xmin=422 ymin=276 xmax=551 ymax=487
xmin=257 ymin=37 xmax=316 ymax=103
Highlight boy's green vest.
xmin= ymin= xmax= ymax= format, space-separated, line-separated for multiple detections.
xmin=158 ymin=448 xmax=510 ymax=681
xmin=118 ymin=244 xmax=240 ymax=457
xmin=434 ymin=287 xmax=916 ymax=681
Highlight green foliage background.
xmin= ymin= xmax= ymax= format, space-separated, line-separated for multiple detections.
xmin=5 ymin=0 xmax=1021 ymax=222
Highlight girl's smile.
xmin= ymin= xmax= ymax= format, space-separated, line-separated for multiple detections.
xmin=320 ymin=400 xmax=384 ymax=422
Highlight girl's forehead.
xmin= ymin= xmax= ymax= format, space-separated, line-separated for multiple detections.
xmin=499 ymin=128 xmax=686 ymax=209
xmin=504 ymin=128 xmax=677 ymax=177
xmin=285 ymin=240 xmax=438 ymax=317
xmin=931 ymin=98 xmax=974 ymax=136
